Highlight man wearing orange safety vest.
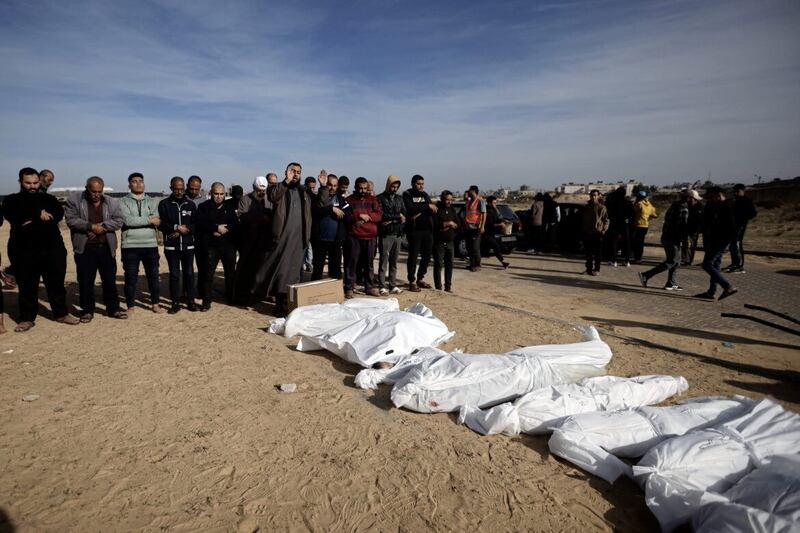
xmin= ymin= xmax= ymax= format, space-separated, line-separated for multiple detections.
xmin=463 ymin=185 xmax=486 ymax=271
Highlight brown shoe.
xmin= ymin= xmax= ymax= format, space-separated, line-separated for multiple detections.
xmin=57 ymin=315 xmax=81 ymax=325
xmin=366 ymin=288 xmax=381 ymax=297
xmin=408 ymin=282 xmax=421 ymax=292
xmin=417 ymin=280 xmax=432 ymax=289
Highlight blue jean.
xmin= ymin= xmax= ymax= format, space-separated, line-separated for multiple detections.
xmin=643 ymin=242 xmax=681 ymax=286
xmin=121 ymin=247 xmax=161 ymax=307
xmin=165 ymin=249 xmax=195 ymax=305
xmin=702 ymin=246 xmax=732 ymax=295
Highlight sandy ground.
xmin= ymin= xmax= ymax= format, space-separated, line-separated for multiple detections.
xmin=1 ymin=224 xmax=798 ymax=532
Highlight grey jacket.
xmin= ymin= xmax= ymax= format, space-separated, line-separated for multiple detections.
xmin=64 ymin=191 xmax=124 ymax=254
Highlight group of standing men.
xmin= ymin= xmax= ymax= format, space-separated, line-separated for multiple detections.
xmin=1 ymin=164 xmax=488 ymax=333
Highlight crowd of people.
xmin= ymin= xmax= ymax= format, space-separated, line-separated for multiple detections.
xmin=0 ymin=165 xmax=520 ymax=333
xmin=0 ymin=165 xmax=758 ymax=334
xmin=579 ymin=184 xmax=756 ymax=300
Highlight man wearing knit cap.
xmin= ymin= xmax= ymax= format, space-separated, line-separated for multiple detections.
xmin=377 ymin=175 xmax=406 ymax=294
xmin=233 ymin=176 xmax=272 ymax=305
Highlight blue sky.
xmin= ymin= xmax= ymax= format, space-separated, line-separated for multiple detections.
xmin=1 ymin=0 xmax=798 ymax=193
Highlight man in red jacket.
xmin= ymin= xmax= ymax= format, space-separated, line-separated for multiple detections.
xmin=344 ymin=177 xmax=382 ymax=298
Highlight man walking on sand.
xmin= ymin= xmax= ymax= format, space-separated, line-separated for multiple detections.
xmin=65 ymin=176 xmax=127 ymax=322
xmin=581 ymin=190 xmax=609 ymax=276
xmin=119 ymin=173 xmax=164 ymax=314
xmin=2 ymin=168 xmax=80 ymax=332
xmin=638 ymin=189 xmax=697 ymax=291
xmin=695 ymin=187 xmax=738 ymax=300
xmin=403 ymin=174 xmax=437 ymax=292
xmin=376 ymin=175 xmax=405 ymax=295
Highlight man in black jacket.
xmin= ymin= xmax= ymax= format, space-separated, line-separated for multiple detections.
xmin=695 ymin=187 xmax=737 ymax=300
xmin=196 ymin=182 xmax=238 ymax=310
xmin=311 ymin=174 xmax=348 ymax=281
xmin=158 ymin=176 xmax=198 ymax=313
xmin=402 ymin=174 xmax=437 ymax=292
xmin=726 ymin=183 xmax=757 ymax=273
xmin=376 ymin=175 xmax=405 ymax=294
xmin=638 ymin=191 xmax=696 ymax=290
xmin=2 ymin=167 xmax=80 ymax=332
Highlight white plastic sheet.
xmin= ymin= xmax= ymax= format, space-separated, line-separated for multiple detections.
xmin=268 ymin=298 xmax=400 ymax=337
xmin=390 ymin=327 xmax=612 ymax=413
xmin=548 ymin=396 xmax=754 ymax=483
xmin=296 ymin=303 xmax=454 ymax=367
xmin=632 ymin=397 xmax=800 ymax=532
xmin=459 ymin=374 xmax=689 ymax=437
xmin=692 ymin=454 xmax=800 ymax=533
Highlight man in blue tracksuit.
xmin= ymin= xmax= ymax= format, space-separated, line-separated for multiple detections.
xmin=158 ymin=176 xmax=197 ymax=314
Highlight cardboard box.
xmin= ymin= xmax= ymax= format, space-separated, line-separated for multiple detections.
xmin=287 ymin=278 xmax=345 ymax=310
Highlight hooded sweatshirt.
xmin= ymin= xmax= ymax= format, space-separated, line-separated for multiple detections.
xmin=377 ymin=175 xmax=406 ymax=236
xmin=633 ymin=198 xmax=658 ymax=228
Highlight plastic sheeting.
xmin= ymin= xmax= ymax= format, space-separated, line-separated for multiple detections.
xmin=632 ymin=397 xmax=800 ymax=532
xmin=268 ymin=298 xmax=400 ymax=337
xmin=692 ymin=454 xmax=800 ymax=533
xmin=459 ymin=374 xmax=689 ymax=437
xmin=295 ymin=303 xmax=455 ymax=367
xmin=390 ymin=327 xmax=613 ymax=413
xmin=548 ymin=396 xmax=755 ymax=484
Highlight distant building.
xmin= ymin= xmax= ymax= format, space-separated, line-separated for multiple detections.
xmin=557 ymin=179 xmax=639 ymax=196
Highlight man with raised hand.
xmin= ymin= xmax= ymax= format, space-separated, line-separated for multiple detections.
xmin=119 ymin=172 xmax=164 ymax=314
xmin=252 ymin=163 xmax=315 ymax=316
xmin=2 ymin=168 xmax=80 ymax=332
xmin=65 ymin=176 xmax=126 ymax=322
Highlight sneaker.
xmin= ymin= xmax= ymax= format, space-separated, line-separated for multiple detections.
xmin=693 ymin=292 xmax=715 ymax=300
xmin=502 ymin=262 xmax=510 ymax=270
xmin=589 ymin=271 xmax=599 ymax=276
xmin=444 ymin=287 xmax=452 ymax=293
xmin=408 ymin=282 xmax=421 ymax=292
xmin=187 ymin=303 xmax=198 ymax=312
xmin=417 ymin=280 xmax=432 ymax=289
xmin=200 ymin=304 xmax=211 ymax=312
xmin=624 ymin=261 xmax=631 ymax=267
xmin=344 ymin=289 xmax=354 ymax=299
xmin=664 ymin=284 xmax=683 ymax=291
xmin=168 ymin=305 xmax=180 ymax=314
xmin=379 ymin=288 xmax=389 ymax=296
xmin=608 ymin=261 xmax=617 ymax=267
xmin=718 ymin=288 xmax=738 ymax=300
xmin=389 ymin=287 xmax=403 ymax=294
xmin=638 ymin=272 xmax=648 ymax=288
xmin=366 ymin=288 xmax=381 ymax=297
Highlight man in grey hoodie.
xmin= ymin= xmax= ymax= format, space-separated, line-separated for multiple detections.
xmin=64 ymin=176 xmax=126 ymax=321
xmin=119 ymin=173 xmax=164 ymax=314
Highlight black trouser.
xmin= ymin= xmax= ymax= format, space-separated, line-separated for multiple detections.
xmin=344 ymin=236 xmax=376 ymax=291
xmin=643 ymin=242 xmax=681 ymax=286
xmin=75 ymin=245 xmax=120 ymax=315
xmin=481 ymin=233 xmax=505 ymax=263
xmin=121 ymin=247 xmax=161 ymax=307
xmin=406 ymin=230 xmax=433 ymax=283
xmin=632 ymin=227 xmax=649 ymax=261
xmin=165 ymin=249 xmax=195 ymax=306
xmin=5 ymin=234 xmax=17 ymax=276
xmin=584 ymin=233 xmax=603 ymax=273
xmin=682 ymin=233 xmax=699 ymax=265
xmin=194 ymin=244 xmax=207 ymax=302
xmin=16 ymin=246 xmax=70 ymax=322
xmin=311 ymin=239 xmax=343 ymax=280
xmin=604 ymin=222 xmax=630 ymax=263
xmin=434 ymin=240 xmax=454 ymax=290
xmin=729 ymin=223 xmax=748 ymax=268
xmin=464 ymin=228 xmax=481 ymax=267
xmin=204 ymin=244 xmax=237 ymax=305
